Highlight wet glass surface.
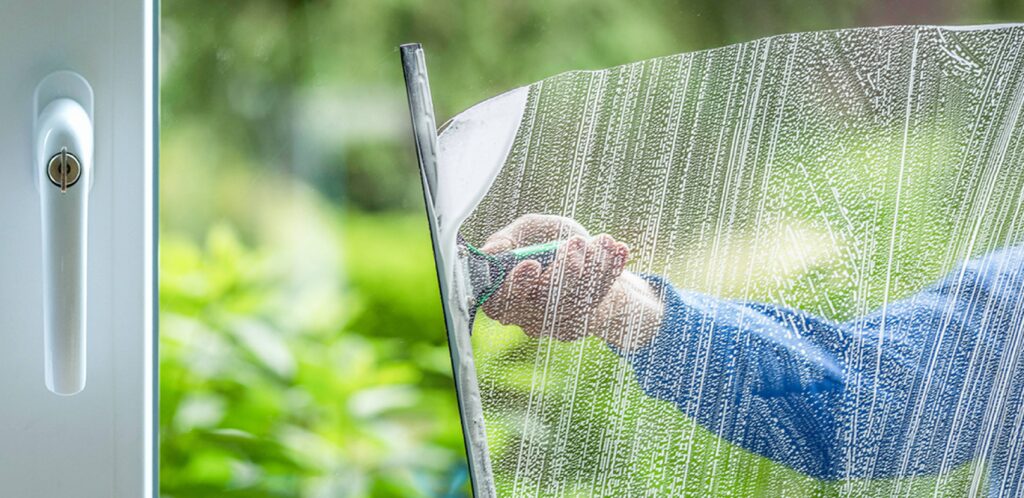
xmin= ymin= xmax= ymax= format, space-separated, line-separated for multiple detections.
xmin=451 ymin=24 xmax=1024 ymax=497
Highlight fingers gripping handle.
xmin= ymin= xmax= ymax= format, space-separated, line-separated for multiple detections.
xmin=466 ymin=240 xmax=563 ymax=311
xmin=35 ymin=72 xmax=94 ymax=396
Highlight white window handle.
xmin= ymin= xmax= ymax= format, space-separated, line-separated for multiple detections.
xmin=34 ymin=71 xmax=94 ymax=396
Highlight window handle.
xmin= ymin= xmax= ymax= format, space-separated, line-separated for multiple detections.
xmin=34 ymin=71 xmax=94 ymax=396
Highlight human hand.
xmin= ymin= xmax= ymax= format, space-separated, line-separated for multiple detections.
xmin=480 ymin=215 xmax=630 ymax=341
xmin=479 ymin=214 xmax=591 ymax=254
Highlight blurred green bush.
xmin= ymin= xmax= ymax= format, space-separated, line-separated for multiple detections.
xmin=160 ymin=213 xmax=468 ymax=497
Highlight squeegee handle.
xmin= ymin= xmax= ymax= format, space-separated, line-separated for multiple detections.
xmin=508 ymin=240 xmax=562 ymax=267
xmin=470 ymin=240 xmax=562 ymax=311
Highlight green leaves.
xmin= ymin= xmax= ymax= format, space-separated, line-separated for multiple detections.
xmin=160 ymin=215 xmax=468 ymax=498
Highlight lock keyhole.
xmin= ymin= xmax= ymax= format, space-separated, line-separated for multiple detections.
xmin=47 ymin=147 xmax=81 ymax=193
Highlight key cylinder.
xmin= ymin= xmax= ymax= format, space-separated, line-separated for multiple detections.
xmin=46 ymin=147 xmax=81 ymax=192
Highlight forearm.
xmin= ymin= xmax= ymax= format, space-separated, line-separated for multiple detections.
xmin=619 ymin=276 xmax=846 ymax=478
xmin=592 ymin=271 xmax=664 ymax=351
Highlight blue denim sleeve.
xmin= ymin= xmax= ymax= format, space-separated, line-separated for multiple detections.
xmin=622 ymin=246 xmax=1024 ymax=481
xmin=621 ymin=275 xmax=848 ymax=479
xmin=850 ymin=246 xmax=1024 ymax=479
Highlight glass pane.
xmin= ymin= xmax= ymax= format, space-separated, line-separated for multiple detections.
xmin=159 ymin=0 xmax=1024 ymax=497
xmin=446 ymin=24 xmax=1024 ymax=496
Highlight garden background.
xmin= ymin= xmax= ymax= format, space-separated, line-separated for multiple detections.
xmin=159 ymin=1 xmax=1024 ymax=496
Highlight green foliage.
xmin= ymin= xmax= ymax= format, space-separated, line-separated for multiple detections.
xmin=160 ymin=214 xmax=469 ymax=497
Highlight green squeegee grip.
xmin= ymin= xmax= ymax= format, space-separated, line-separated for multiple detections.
xmin=509 ymin=240 xmax=563 ymax=261
xmin=463 ymin=240 xmax=564 ymax=309
xmin=464 ymin=240 xmax=563 ymax=262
